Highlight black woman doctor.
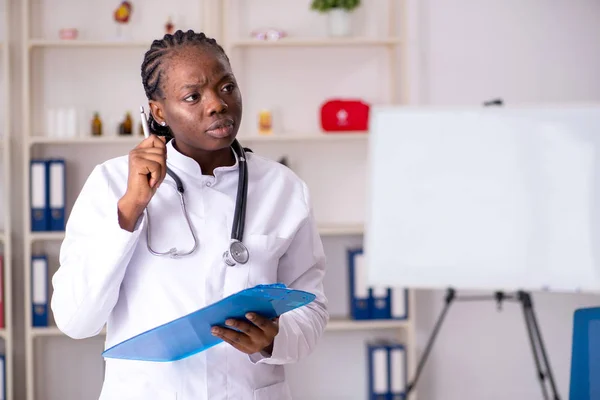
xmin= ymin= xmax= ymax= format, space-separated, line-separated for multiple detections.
xmin=50 ymin=29 xmax=329 ymax=400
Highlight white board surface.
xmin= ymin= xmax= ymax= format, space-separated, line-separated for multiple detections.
xmin=364 ymin=104 xmax=600 ymax=294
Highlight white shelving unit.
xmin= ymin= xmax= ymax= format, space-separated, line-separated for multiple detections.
xmin=1 ymin=0 xmax=14 ymax=398
xmin=21 ymin=1 xmax=416 ymax=399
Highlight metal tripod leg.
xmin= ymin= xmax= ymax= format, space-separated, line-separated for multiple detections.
xmin=518 ymin=291 xmax=560 ymax=400
xmin=405 ymin=288 xmax=455 ymax=397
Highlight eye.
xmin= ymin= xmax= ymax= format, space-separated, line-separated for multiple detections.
xmin=184 ymin=93 xmax=199 ymax=102
xmin=222 ymin=83 xmax=236 ymax=93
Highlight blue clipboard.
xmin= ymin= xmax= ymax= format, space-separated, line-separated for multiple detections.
xmin=102 ymin=283 xmax=316 ymax=362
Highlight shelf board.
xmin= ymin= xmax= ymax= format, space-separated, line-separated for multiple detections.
xmin=318 ymin=223 xmax=363 ymax=236
xmin=239 ymin=132 xmax=368 ymax=142
xmin=28 ymin=224 xmax=361 ymax=243
xmin=29 ymin=135 xmax=143 ymax=145
xmin=28 ymin=224 xmax=363 ymax=243
xmin=30 ymin=319 xmax=405 ymax=338
xmin=28 ymin=132 xmax=368 ymax=145
xmin=28 ymin=39 xmax=150 ymax=48
xmin=327 ymin=318 xmax=410 ymax=331
xmin=230 ymin=37 xmax=402 ymax=48
xmin=31 ymin=326 xmax=106 ymax=338
xmin=29 ymin=231 xmax=65 ymax=242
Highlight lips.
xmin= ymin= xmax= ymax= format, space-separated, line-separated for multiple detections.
xmin=205 ymin=118 xmax=235 ymax=139
xmin=206 ymin=118 xmax=234 ymax=132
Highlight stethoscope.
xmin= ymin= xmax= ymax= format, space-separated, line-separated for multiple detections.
xmin=144 ymin=138 xmax=250 ymax=267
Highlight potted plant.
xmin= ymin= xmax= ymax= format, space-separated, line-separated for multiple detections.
xmin=311 ymin=0 xmax=361 ymax=37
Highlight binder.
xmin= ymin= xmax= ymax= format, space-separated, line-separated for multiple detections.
xmin=367 ymin=341 xmax=389 ymax=400
xmin=102 ymin=283 xmax=315 ymax=362
xmin=348 ymin=248 xmax=371 ymax=320
xmin=0 ymin=354 xmax=5 ymax=400
xmin=30 ymin=159 xmax=49 ymax=231
xmin=390 ymin=287 xmax=409 ymax=320
xmin=388 ymin=342 xmax=407 ymax=399
xmin=48 ymin=158 xmax=66 ymax=231
xmin=0 ymin=255 xmax=3 ymax=329
xmin=32 ymin=255 xmax=48 ymax=327
xmin=370 ymin=286 xmax=391 ymax=319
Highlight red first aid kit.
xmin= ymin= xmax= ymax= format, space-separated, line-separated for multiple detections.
xmin=319 ymin=99 xmax=370 ymax=132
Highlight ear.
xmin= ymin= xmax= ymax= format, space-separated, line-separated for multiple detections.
xmin=149 ymin=100 xmax=166 ymax=125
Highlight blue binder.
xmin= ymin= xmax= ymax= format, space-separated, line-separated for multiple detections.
xmin=30 ymin=159 xmax=49 ymax=231
xmin=370 ymin=287 xmax=391 ymax=319
xmin=0 ymin=354 xmax=4 ymax=400
xmin=367 ymin=341 xmax=389 ymax=400
xmin=387 ymin=342 xmax=407 ymax=399
xmin=348 ymin=248 xmax=371 ymax=320
xmin=31 ymin=254 xmax=48 ymax=327
xmin=102 ymin=283 xmax=315 ymax=362
xmin=48 ymin=158 xmax=66 ymax=231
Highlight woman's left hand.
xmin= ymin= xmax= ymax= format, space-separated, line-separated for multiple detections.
xmin=211 ymin=313 xmax=279 ymax=355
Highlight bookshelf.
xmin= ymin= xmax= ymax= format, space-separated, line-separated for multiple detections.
xmin=21 ymin=1 xmax=416 ymax=399
xmin=1 ymin=0 xmax=14 ymax=398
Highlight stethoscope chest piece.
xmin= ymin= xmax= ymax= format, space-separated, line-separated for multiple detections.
xmin=223 ymin=240 xmax=249 ymax=266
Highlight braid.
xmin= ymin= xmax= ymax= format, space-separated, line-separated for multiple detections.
xmin=140 ymin=29 xmax=230 ymax=139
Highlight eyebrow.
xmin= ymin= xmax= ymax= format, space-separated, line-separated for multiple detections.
xmin=180 ymin=83 xmax=202 ymax=91
xmin=178 ymin=73 xmax=235 ymax=92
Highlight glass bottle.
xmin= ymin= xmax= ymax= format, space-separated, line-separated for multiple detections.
xmin=92 ymin=112 xmax=102 ymax=136
xmin=122 ymin=112 xmax=133 ymax=135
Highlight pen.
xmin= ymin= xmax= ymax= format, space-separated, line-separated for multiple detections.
xmin=140 ymin=105 xmax=150 ymax=139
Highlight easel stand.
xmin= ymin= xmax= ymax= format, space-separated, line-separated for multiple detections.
xmin=406 ymin=288 xmax=561 ymax=400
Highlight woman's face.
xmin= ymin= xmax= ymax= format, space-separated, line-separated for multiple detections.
xmin=150 ymin=45 xmax=243 ymax=152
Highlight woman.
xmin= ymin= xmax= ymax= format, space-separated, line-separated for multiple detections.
xmin=51 ymin=29 xmax=329 ymax=400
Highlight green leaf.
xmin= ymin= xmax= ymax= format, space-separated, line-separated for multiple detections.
xmin=310 ymin=0 xmax=361 ymax=12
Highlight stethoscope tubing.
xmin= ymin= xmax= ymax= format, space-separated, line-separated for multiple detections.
xmin=231 ymin=140 xmax=247 ymax=243
xmin=145 ymin=139 xmax=249 ymax=265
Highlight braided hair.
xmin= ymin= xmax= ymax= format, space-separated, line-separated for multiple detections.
xmin=140 ymin=29 xmax=230 ymax=139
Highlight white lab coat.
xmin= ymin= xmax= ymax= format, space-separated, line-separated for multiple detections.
xmin=51 ymin=139 xmax=329 ymax=400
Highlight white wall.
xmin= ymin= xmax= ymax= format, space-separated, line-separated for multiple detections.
xmin=421 ymin=0 xmax=600 ymax=105
xmin=413 ymin=0 xmax=600 ymax=399
xmin=4 ymin=0 xmax=600 ymax=399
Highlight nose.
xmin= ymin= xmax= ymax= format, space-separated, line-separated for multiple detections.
xmin=206 ymin=92 xmax=228 ymax=116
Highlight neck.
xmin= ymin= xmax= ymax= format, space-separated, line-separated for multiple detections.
xmin=174 ymin=140 xmax=235 ymax=175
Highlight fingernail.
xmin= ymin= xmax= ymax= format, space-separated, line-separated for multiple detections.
xmin=246 ymin=313 xmax=254 ymax=320
xmin=211 ymin=328 xmax=220 ymax=335
xmin=225 ymin=320 xmax=234 ymax=326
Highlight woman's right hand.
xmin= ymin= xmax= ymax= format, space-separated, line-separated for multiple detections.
xmin=118 ymin=135 xmax=167 ymax=231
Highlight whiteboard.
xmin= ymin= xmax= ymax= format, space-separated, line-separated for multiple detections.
xmin=364 ymin=104 xmax=600 ymax=294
